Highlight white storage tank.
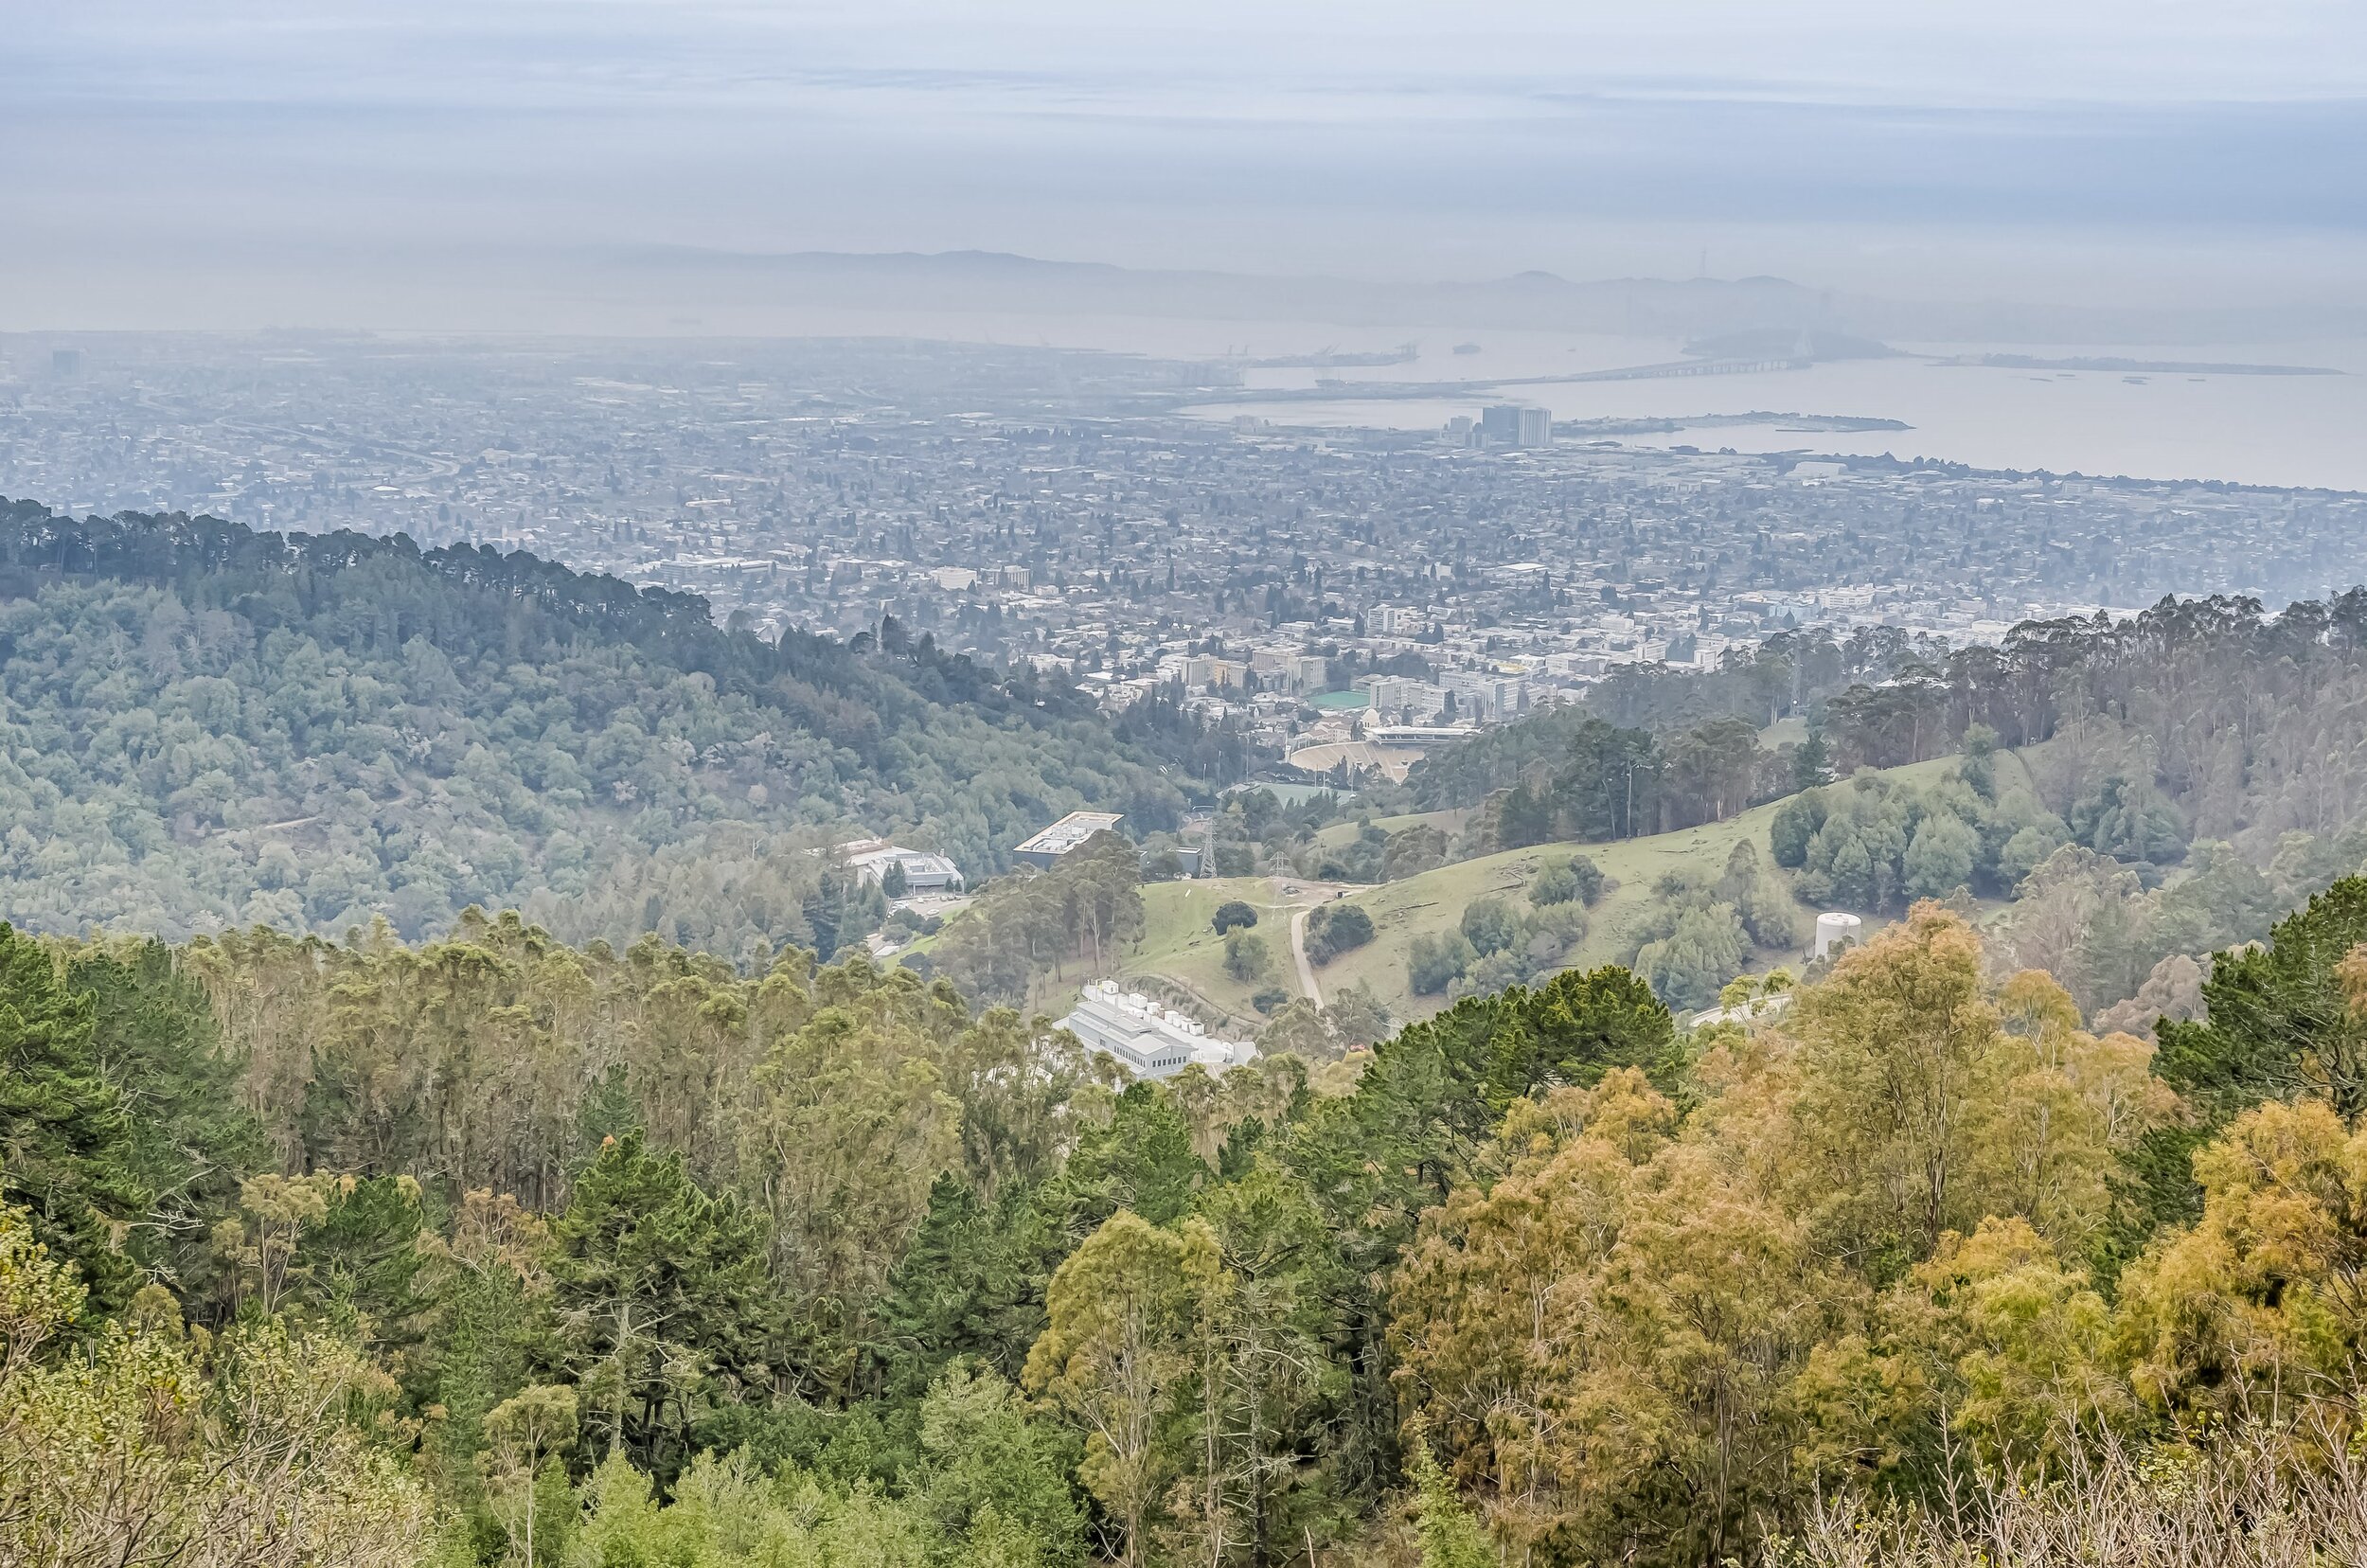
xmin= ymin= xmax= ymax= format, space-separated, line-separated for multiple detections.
xmin=1813 ymin=912 xmax=1863 ymax=961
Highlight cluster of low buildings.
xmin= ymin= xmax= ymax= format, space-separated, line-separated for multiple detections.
xmin=1054 ymin=979 xmax=1258 ymax=1079
xmin=831 ymin=837 xmax=966 ymax=894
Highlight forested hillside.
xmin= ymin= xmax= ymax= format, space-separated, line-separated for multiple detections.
xmin=1409 ymin=594 xmax=2367 ymax=852
xmin=1397 ymin=624 xmax=1946 ymax=822
xmin=11 ymin=876 xmax=2367 ymax=1568
xmin=0 ymin=501 xmax=1231 ymax=953
xmin=1379 ymin=595 xmax=2367 ymax=1027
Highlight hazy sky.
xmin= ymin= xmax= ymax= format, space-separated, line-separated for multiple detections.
xmin=10 ymin=1 xmax=2367 ymax=328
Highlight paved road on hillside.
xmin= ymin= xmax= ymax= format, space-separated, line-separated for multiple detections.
xmin=1290 ymin=906 xmax=1322 ymax=1007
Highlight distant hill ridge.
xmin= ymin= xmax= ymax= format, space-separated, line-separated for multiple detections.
xmin=608 ymin=245 xmax=2367 ymax=346
xmin=611 ymin=245 xmax=1830 ymax=337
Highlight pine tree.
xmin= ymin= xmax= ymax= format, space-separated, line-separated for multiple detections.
xmin=0 ymin=925 xmax=146 ymax=1310
xmin=551 ymin=1132 xmax=778 ymax=1478
xmin=870 ymin=1175 xmax=1055 ymax=1398
xmin=1409 ymin=1438 xmax=1496 ymax=1568
xmin=69 ymin=938 xmax=266 ymax=1302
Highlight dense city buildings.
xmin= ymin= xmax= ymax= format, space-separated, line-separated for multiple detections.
xmin=8 ymin=330 xmax=2362 ymax=778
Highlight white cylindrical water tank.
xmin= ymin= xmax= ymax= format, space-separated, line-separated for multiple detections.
xmin=1813 ymin=912 xmax=1863 ymax=960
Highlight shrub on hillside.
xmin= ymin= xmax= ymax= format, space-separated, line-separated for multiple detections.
xmin=1460 ymin=898 xmax=1520 ymax=958
xmin=1223 ymin=928 xmax=1271 ymax=982
xmin=1409 ymin=931 xmax=1475 ymax=995
xmin=1530 ymin=853 xmax=1606 ymax=908
xmin=1305 ymin=902 xmax=1375 ymax=965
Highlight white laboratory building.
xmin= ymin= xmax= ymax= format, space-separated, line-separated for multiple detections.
xmin=1057 ymin=980 xmax=1258 ymax=1079
xmin=830 ymin=837 xmax=966 ymax=894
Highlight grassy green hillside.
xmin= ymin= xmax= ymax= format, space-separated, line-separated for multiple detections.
xmin=1118 ymin=876 xmax=1336 ymax=1032
xmin=991 ymin=747 xmax=2046 ymax=1033
xmin=901 ymin=874 xmax=1343 ymax=1033
xmin=1313 ymin=808 xmax=1802 ymax=1025
xmin=1309 ymin=807 xmax=1471 ymax=851
xmin=1130 ymin=754 xmax=1997 ymax=1027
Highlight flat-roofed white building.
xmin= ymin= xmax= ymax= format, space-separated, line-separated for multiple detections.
xmin=1013 ymin=811 xmax=1124 ymax=869
xmin=1056 ymin=980 xmax=1257 ymax=1079
xmin=832 ymin=837 xmax=965 ymax=893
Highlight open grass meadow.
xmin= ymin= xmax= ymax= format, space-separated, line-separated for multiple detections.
xmin=1135 ymin=753 xmax=2011 ymax=1026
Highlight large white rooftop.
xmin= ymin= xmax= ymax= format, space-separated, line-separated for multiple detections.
xmin=1056 ymin=979 xmax=1256 ymax=1080
xmin=1014 ymin=811 xmax=1125 ymax=859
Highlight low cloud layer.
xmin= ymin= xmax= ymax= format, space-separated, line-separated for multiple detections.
xmin=11 ymin=1 xmax=2366 ymax=328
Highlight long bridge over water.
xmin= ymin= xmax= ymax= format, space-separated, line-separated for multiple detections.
xmin=1208 ymin=354 xmax=1815 ymax=404
xmin=1556 ymin=355 xmax=1809 ymax=383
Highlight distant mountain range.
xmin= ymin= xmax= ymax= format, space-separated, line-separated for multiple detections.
xmin=606 ymin=246 xmax=2367 ymax=347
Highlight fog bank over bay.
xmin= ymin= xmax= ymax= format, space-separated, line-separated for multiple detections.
xmin=12 ymin=1 xmax=2367 ymax=331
